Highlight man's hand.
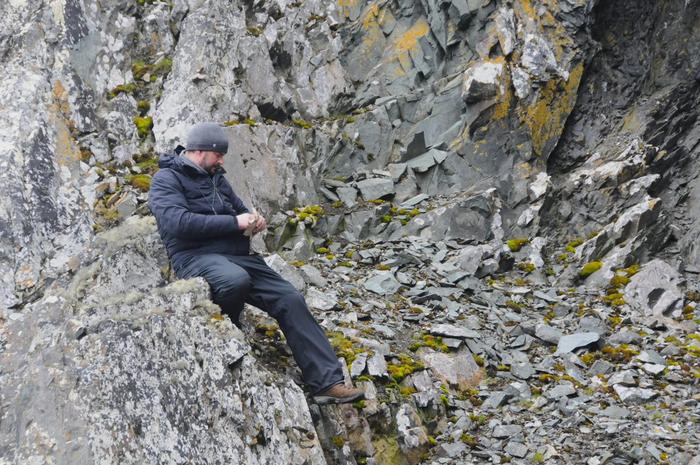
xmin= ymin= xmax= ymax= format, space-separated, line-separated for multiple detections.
xmin=236 ymin=211 xmax=267 ymax=236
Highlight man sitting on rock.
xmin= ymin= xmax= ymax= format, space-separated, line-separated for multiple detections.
xmin=148 ymin=122 xmax=364 ymax=405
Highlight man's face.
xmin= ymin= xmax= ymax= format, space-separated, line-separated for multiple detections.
xmin=197 ymin=150 xmax=225 ymax=174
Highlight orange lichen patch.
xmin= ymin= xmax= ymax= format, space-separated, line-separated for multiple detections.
xmin=51 ymin=80 xmax=81 ymax=167
xmin=519 ymin=0 xmax=538 ymax=19
xmin=394 ymin=19 xmax=430 ymax=52
xmin=520 ymin=62 xmax=583 ymax=157
xmin=361 ymin=3 xmax=380 ymax=29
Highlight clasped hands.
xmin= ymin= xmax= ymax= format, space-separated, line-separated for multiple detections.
xmin=236 ymin=210 xmax=267 ymax=236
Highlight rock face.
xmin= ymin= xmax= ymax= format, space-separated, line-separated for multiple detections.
xmin=2 ymin=0 xmax=700 ymax=464
xmin=0 ymin=218 xmax=325 ymax=464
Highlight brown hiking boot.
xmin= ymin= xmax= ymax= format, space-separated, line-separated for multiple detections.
xmin=313 ymin=383 xmax=365 ymax=405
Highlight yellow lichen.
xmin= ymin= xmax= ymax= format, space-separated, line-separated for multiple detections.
xmin=507 ymin=238 xmax=529 ymax=252
xmin=579 ymin=261 xmax=603 ymax=279
xmin=394 ymin=19 xmax=430 ymax=52
xmin=521 ymin=63 xmax=584 ymax=157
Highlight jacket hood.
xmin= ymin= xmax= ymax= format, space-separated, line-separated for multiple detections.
xmin=158 ymin=145 xmax=226 ymax=175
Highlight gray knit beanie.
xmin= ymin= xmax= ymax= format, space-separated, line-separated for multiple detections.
xmin=185 ymin=122 xmax=229 ymax=153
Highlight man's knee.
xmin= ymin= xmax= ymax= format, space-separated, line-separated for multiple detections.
xmin=213 ymin=272 xmax=251 ymax=299
xmin=275 ymin=290 xmax=309 ymax=317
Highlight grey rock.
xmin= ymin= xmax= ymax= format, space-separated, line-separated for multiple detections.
xmin=555 ymin=332 xmax=600 ymax=355
xmin=406 ymin=150 xmax=438 ymax=173
xmin=437 ymin=441 xmax=469 ymax=458
xmin=400 ymin=193 xmax=429 ymax=207
xmin=637 ymin=350 xmax=665 ymax=365
xmin=299 ymin=264 xmax=328 ymax=288
xmin=613 ymin=385 xmax=658 ymax=404
xmin=265 ymin=254 xmax=306 ymax=291
xmin=350 ymin=352 xmax=368 ymax=378
xmin=336 ymin=186 xmax=358 ymax=207
xmin=504 ymin=441 xmax=529 ymax=458
xmin=589 ymin=359 xmax=614 ymax=376
xmin=600 ymin=406 xmax=631 ymax=419
xmin=482 ymin=391 xmax=513 ymax=409
xmin=608 ymin=370 xmax=637 ymax=386
xmin=624 ymin=259 xmax=683 ymax=317
xmin=364 ymin=271 xmax=402 ymax=295
xmin=65 ymin=319 xmax=87 ymax=340
xmin=511 ymin=362 xmax=535 ymax=380
xmin=493 ymin=425 xmax=523 ymax=438
xmin=388 ymin=163 xmax=407 ymax=181
xmin=608 ymin=331 xmax=642 ymax=345
xmin=535 ymin=324 xmax=563 ymax=344
xmin=462 ymin=61 xmax=504 ymax=103
xmin=366 ymin=352 xmax=388 ymax=377
xmin=418 ymin=348 xmax=481 ymax=388
xmin=521 ymin=33 xmax=560 ymax=80
xmin=428 ymin=323 xmax=480 ymax=339
xmin=305 ymin=287 xmax=338 ymax=311
xmin=642 ymin=364 xmax=666 ymax=375
xmin=545 ymin=382 xmax=576 ymax=399
xmin=396 ymin=404 xmax=429 ymax=451
xmin=355 ymin=177 xmax=395 ymax=200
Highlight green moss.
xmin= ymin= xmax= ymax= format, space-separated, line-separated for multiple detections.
xmin=331 ymin=436 xmax=345 ymax=448
xmin=223 ymin=120 xmax=240 ymax=126
xmin=331 ymin=200 xmax=344 ymax=208
xmin=353 ymin=399 xmax=367 ymax=409
xmin=468 ymin=413 xmax=488 ymax=426
xmin=133 ymin=116 xmax=153 ymax=138
xmin=152 ymin=57 xmax=173 ymax=75
xmin=381 ymin=214 xmax=392 ymax=223
xmin=409 ymin=334 xmax=450 ymax=353
xmin=400 ymin=386 xmax=417 ymax=397
xmin=375 ymin=263 xmax=391 ymax=271
xmin=126 ymin=174 xmax=152 ymax=191
xmin=602 ymin=293 xmax=626 ymax=307
xmin=292 ymin=118 xmax=313 ymax=129
xmin=517 ymin=261 xmax=536 ymax=273
xmin=316 ymin=247 xmax=329 ymax=254
xmin=244 ymin=118 xmax=257 ymax=127
xmin=460 ymin=433 xmax=478 ymax=447
xmin=579 ymin=261 xmax=603 ymax=278
xmin=246 ymin=26 xmax=263 ymax=36
xmin=327 ymin=331 xmax=369 ymax=365
xmin=107 ymin=82 xmax=137 ymax=99
xmin=505 ymin=299 xmax=524 ymax=311
xmin=601 ymin=344 xmax=639 ymax=362
xmin=507 ymin=238 xmax=529 ymax=252
xmin=533 ymin=452 xmax=545 ymax=463
xmin=565 ymin=238 xmax=584 ymax=253
xmin=387 ymin=354 xmax=424 ymax=382
xmin=136 ymin=100 xmax=151 ymax=114
xmin=293 ymin=204 xmax=325 ymax=225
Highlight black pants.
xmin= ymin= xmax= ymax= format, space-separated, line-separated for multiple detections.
xmin=175 ymin=253 xmax=343 ymax=394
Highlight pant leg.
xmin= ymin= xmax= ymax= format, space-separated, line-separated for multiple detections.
xmin=175 ymin=253 xmax=251 ymax=326
xmin=230 ymin=255 xmax=344 ymax=394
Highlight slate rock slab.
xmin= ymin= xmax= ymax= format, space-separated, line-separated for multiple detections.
xmin=554 ymin=332 xmax=600 ymax=355
xmin=418 ymin=349 xmax=482 ymax=389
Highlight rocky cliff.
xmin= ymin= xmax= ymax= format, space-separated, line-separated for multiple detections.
xmin=1 ymin=0 xmax=698 ymax=464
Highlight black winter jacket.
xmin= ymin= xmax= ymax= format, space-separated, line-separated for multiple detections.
xmin=148 ymin=146 xmax=250 ymax=267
